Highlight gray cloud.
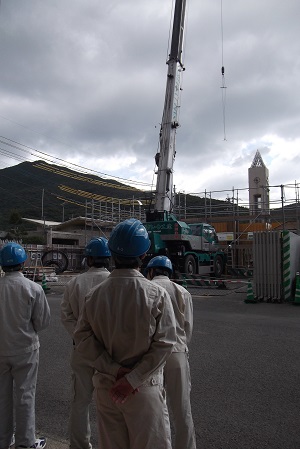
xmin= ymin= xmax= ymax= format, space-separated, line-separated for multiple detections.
xmin=0 ymin=0 xmax=300 ymax=200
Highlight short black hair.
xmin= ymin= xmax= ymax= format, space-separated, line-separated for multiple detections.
xmin=87 ymin=256 xmax=110 ymax=269
xmin=113 ymin=256 xmax=140 ymax=269
xmin=2 ymin=264 xmax=22 ymax=273
xmin=150 ymin=267 xmax=171 ymax=278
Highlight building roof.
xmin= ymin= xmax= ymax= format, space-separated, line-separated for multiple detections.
xmin=22 ymin=218 xmax=62 ymax=227
xmin=250 ymin=150 xmax=266 ymax=168
xmin=22 ymin=216 xmax=115 ymax=230
xmin=55 ymin=216 xmax=115 ymax=230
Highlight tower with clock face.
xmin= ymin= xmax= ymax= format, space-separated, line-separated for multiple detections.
xmin=248 ymin=150 xmax=270 ymax=216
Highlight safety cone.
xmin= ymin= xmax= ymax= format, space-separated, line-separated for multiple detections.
xmin=182 ymin=275 xmax=188 ymax=289
xmin=293 ymin=272 xmax=300 ymax=305
xmin=244 ymin=280 xmax=257 ymax=303
xmin=42 ymin=273 xmax=50 ymax=292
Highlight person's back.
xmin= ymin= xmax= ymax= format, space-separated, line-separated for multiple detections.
xmin=61 ymin=237 xmax=111 ymax=449
xmin=0 ymin=271 xmax=50 ymax=356
xmin=149 ymin=275 xmax=193 ymax=350
xmin=61 ymin=266 xmax=110 ymax=337
xmin=81 ymin=268 xmax=174 ymax=377
xmin=147 ymin=256 xmax=196 ymax=449
xmin=0 ymin=243 xmax=50 ymax=449
xmin=75 ymin=219 xmax=177 ymax=449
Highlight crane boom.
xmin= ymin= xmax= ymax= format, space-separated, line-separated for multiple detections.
xmin=149 ymin=0 xmax=186 ymax=221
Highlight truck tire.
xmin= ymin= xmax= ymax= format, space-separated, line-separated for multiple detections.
xmin=184 ymin=255 xmax=196 ymax=275
xmin=214 ymin=255 xmax=224 ymax=278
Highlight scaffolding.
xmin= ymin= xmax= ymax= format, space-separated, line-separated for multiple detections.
xmin=173 ymin=183 xmax=300 ymax=232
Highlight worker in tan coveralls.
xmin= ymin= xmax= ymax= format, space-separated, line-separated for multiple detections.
xmin=0 ymin=242 xmax=50 ymax=449
xmin=61 ymin=237 xmax=111 ymax=449
xmin=74 ymin=218 xmax=177 ymax=449
xmin=146 ymin=255 xmax=197 ymax=449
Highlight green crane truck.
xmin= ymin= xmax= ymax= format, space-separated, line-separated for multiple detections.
xmin=144 ymin=0 xmax=226 ymax=277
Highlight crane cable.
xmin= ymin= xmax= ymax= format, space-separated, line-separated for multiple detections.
xmin=220 ymin=0 xmax=227 ymax=141
xmin=166 ymin=0 xmax=175 ymax=61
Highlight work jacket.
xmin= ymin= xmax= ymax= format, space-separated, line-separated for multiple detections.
xmin=151 ymin=275 xmax=193 ymax=353
xmin=0 ymin=271 xmax=50 ymax=356
xmin=61 ymin=266 xmax=110 ymax=338
xmin=74 ymin=268 xmax=177 ymax=390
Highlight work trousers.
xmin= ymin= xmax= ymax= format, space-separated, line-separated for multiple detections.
xmin=93 ymin=372 xmax=172 ymax=449
xmin=164 ymin=352 xmax=196 ymax=449
xmin=69 ymin=348 xmax=94 ymax=449
xmin=0 ymin=349 xmax=39 ymax=449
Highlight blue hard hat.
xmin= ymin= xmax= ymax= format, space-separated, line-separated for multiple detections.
xmin=0 ymin=242 xmax=27 ymax=266
xmin=108 ymin=219 xmax=150 ymax=258
xmin=84 ymin=237 xmax=111 ymax=257
xmin=146 ymin=255 xmax=173 ymax=274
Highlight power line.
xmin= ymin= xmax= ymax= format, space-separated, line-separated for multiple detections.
xmin=0 ymin=135 xmax=153 ymax=189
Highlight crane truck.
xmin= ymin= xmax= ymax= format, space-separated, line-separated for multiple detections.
xmin=144 ymin=0 xmax=226 ymax=277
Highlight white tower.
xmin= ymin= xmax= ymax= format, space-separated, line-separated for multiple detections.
xmin=248 ymin=150 xmax=270 ymax=216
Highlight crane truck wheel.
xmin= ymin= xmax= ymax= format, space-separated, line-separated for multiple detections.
xmin=214 ymin=255 xmax=224 ymax=278
xmin=184 ymin=255 xmax=197 ymax=275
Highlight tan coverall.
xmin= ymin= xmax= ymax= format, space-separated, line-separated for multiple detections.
xmin=74 ymin=268 xmax=177 ymax=449
xmin=61 ymin=266 xmax=110 ymax=449
xmin=0 ymin=271 xmax=50 ymax=449
xmin=152 ymin=275 xmax=196 ymax=449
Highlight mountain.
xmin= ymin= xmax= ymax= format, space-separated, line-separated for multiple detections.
xmin=0 ymin=161 xmax=247 ymax=232
xmin=0 ymin=161 xmax=145 ymax=228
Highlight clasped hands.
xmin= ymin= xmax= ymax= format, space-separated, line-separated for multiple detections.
xmin=109 ymin=367 xmax=139 ymax=404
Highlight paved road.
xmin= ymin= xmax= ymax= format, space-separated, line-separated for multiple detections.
xmin=33 ymin=283 xmax=300 ymax=449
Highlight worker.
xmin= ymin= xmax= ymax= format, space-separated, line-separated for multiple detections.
xmin=61 ymin=237 xmax=111 ymax=449
xmin=74 ymin=218 xmax=177 ymax=449
xmin=0 ymin=242 xmax=50 ymax=449
xmin=146 ymin=255 xmax=197 ymax=449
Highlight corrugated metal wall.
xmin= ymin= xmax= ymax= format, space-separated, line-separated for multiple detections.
xmin=253 ymin=230 xmax=300 ymax=302
xmin=253 ymin=231 xmax=282 ymax=301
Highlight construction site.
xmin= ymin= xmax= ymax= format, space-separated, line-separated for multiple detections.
xmin=1 ymin=149 xmax=297 ymax=305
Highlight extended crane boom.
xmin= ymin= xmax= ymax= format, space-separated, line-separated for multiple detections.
xmin=149 ymin=0 xmax=186 ymax=220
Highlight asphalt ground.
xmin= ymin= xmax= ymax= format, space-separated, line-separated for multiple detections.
xmin=15 ymin=278 xmax=300 ymax=449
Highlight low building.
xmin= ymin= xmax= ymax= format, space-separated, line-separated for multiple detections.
xmin=22 ymin=216 xmax=114 ymax=247
xmin=21 ymin=217 xmax=115 ymax=272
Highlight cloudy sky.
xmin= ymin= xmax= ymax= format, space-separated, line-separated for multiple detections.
xmin=0 ymin=0 xmax=299 ymax=205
